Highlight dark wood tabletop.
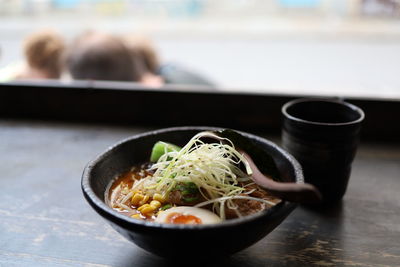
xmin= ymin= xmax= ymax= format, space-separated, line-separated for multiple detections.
xmin=1 ymin=119 xmax=399 ymax=267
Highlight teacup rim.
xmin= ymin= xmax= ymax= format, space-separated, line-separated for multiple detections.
xmin=282 ymin=98 xmax=365 ymax=126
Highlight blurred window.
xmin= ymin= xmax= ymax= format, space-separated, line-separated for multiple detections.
xmin=1 ymin=0 xmax=400 ymax=99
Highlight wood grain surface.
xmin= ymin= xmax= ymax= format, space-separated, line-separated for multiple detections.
xmin=0 ymin=120 xmax=399 ymax=267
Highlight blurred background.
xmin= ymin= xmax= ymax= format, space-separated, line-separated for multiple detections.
xmin=1 ymin=0 xmax=400 ymax=98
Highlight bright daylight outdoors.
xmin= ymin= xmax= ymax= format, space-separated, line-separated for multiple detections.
xmin=1 ymin=0 xmax=400 ymax=99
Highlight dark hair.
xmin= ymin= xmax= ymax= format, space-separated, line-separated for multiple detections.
xmin=124 ymin=35 xmax=160 ymax=74
xmin=66 ymin=32 xmax=144 ymax=82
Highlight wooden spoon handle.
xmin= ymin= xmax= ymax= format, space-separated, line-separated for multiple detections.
xmin=242 ymin=152 xmax=322 ymax=204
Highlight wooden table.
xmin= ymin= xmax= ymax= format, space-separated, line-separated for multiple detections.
xmin=1 ymin=119 xmax=399 ymax=267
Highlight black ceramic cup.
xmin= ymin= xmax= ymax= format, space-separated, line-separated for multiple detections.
xmin=281 ymin=98 xmax=364 ymax=204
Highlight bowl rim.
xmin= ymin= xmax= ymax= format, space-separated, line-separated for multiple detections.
xmin=81 ymin=126 xmax=303 ymax=230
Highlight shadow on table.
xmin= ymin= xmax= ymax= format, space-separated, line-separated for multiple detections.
xmin=115 ymin=202 xmax=346 ymax=267
xmin=116 ymin=251 xmax=269 ymax=267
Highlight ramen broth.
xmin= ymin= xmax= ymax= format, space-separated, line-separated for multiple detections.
xmin=106 ymin=131 xmax=281 ymax=224
xmin=107 ymin=163 xmax=280 ymax=222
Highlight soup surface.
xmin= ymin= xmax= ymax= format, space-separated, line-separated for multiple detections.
xmin=106 ymin=163 xmax=280 ymax=224
xmin=106 ymin=131 xmax=281 ymax=224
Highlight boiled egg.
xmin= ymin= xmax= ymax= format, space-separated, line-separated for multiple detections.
xmin=155 ymin=206 xmax=221 ymax=225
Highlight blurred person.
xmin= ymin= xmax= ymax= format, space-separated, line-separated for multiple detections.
xmin=123 ymin=35 xmax=164 ymax=87
xmin=66 ymin=31 xmax=143 ymax=82
xmin=158 ymin=62 xmax=215 ymax=87
xmin=16 ymin=30 xmax=65 ymax=79
xmin=0 ymin=30 xmax=65 ymax=81
xmin=124 ymin=34 xmax=215 ymax=87
xmin=124 ymin=35 xmax=160 ymax=75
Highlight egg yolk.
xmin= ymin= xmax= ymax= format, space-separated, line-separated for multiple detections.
xmin=166 ymin=212 xmax=202 ymax=224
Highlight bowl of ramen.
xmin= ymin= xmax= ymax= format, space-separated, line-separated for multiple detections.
xmin=81 ymin=126 xmax=303 ymax=258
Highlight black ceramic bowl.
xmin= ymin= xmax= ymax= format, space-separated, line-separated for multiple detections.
xmin=82 ymin=127 xmax=303 ymax=258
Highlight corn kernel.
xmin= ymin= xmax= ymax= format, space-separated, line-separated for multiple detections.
xmin=150 ymin=200 xmax=161 ymax=209
xmin=131 ymin=213 xmax=142 ymax=219
xmin=153 ymin=193 xmax=165 ymax=203
xmin=137 ymin=204 xmax=149 ymax=212
xmin=138 ymin=195 xmax=150 ymax=206
xmin=138 ymin=204 xmax=155 ymax=214
xmin=131 ymin=193 xmax=144 ymax=206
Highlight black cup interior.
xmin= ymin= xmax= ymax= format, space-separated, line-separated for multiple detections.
xmin=285 ymin=100 xmax=362 ymax=124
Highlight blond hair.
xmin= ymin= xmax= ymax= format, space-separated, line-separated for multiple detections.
xmin=24 ymin=30 xmax=65 ymax=78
